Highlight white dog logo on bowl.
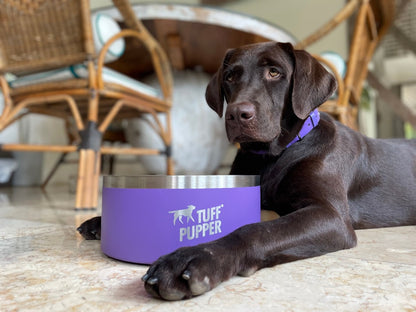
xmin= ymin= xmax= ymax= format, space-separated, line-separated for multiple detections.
xmin=169 ymin=205 xmax=196 ymax=225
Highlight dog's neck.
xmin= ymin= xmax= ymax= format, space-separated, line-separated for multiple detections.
xmin=245 ymin=109 xmax=320 ymax=156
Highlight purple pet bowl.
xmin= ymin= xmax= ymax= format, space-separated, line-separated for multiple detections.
xmin=101 ymin=175 xmax=260 ymax=264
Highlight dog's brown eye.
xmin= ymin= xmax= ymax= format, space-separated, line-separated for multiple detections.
xmin=226 ymin=74 xmax=234 ymax=82
xmin=268 ymin=68 xmax=280 ymax=78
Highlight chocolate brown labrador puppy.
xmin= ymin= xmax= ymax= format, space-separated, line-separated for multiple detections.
xmin=78 ymin=41 xmax=416 ymax=301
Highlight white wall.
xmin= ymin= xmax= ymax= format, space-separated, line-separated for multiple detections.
xmin=0 ymin=95 xmax=68 ymax=185
xmin=220 ymin=0 xmax=348 ymax=58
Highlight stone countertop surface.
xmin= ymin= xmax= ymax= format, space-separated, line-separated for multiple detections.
xmin=1 ymin=186 xmax=415 ymax=311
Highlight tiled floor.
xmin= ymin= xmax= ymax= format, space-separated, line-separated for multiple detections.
xmin=1 ymin=185 xmax=415 ymax=311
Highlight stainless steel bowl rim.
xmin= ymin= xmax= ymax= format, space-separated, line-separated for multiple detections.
xmin=103 ymin=175 xmax=260 ymax=189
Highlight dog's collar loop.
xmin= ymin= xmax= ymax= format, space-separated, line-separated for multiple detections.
xmin=247 ymin=109 xmax=320 ymax=155
xmin=286 ymin=109 xmax=320 ymax=148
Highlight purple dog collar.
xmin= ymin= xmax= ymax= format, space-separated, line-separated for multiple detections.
xmin=248 ymin=109 xmax=320 ymax=155
xmin=286 ymin=109 xmax=320 ymax=148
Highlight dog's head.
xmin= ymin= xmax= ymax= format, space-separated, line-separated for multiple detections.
xmin=205 ymin=41 xmax=336 ymax=154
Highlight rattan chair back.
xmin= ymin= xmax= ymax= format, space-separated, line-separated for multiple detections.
xmin=0 ymin=0 xmax=94 ymax=75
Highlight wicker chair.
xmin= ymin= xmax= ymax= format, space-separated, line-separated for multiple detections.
xmin=0 ymin=0 xmax=173 ymax=209
xmin=295 ymin=0 xmax=395 ymax=129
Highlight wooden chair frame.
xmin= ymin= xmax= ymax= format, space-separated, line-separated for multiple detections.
xmin=0 ymin=0 xmax=173 ymax=209
xmin=295 ymin=0 xmax=395 ymax=129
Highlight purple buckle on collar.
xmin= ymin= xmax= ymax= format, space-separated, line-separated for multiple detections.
xmin=286 ymin=109 xmax=320 ymax=148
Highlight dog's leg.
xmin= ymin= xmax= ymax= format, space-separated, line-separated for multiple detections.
xmin=142 ymin=204 xmax=357 ymax=300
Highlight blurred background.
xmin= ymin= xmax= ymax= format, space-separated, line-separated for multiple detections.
xmin=0 ymin=0 xmax=415 ymax=190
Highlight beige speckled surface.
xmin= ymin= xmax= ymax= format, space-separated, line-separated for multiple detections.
xmin=1 ymin=186 xmax=415 ymax=311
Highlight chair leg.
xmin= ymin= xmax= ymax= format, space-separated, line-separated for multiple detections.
xmin=166 ymin=155 xmax=174 ymax=175
xmin=75 ymin=149 xmax=101 ymax=210
xmin=165 ymin=111 xmax=174 ymax=175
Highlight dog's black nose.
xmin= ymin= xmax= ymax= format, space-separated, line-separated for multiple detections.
xmin=226 ymin=102 xmax=256 ymax=123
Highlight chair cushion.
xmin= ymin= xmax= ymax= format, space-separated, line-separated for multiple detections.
xmin=71 ymin=64 xmax=161 ymax=98
xmin=9 ymin=67 xmax=75 ymax=88
xmin=320 ymin=51 xmax=346 ymax=78
xmin=8 ymin=65 xmax=161 ymax=99
xmin=91 ymin=13 xmax=125 ymax=63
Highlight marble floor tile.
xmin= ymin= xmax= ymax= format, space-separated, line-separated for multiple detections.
xmin=1 ymin=186 xmax=415 ymax=311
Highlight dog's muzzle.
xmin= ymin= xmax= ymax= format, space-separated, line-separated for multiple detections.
xmin=225 ymin=102 xmax=257 ymax=142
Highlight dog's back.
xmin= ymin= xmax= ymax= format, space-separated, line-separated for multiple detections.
xmin=348 ymin=135 xmax=416 ymax=228
xmin=316 ymin=115 xmax=416 ymax=228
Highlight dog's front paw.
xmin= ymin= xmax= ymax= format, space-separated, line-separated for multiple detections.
xmin=142 ymin=244 xmax=234 ymax=300
xmin=77 ymin=216 xmax=101 ymax=240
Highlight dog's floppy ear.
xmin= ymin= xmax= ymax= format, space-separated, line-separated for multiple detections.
xmin=205 ymin=49 xmax=235 ymax=117
xmin=280 ymin=42 xmax=337 ymax=120
xmin=205 ymin=68 xmax=224 ymax=117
